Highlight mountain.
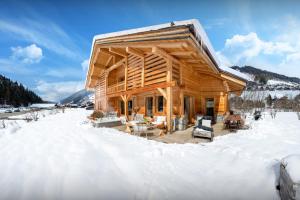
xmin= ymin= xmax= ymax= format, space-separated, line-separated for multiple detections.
xmin=60 ymin=89 xmax=94 ymax=105
xmin=0 ymin=74 xmax=43 ymax=107
xmin=231 ymin=66 xmax=300 ymax=91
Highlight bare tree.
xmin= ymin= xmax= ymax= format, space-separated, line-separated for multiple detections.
xmin=25 ymin=109 xmax=39 ymax=122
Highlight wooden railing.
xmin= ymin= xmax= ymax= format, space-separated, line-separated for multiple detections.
xmin=107 ymin=81 xmax=125 ymax=94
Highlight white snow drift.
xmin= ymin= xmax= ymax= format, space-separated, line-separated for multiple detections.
xmin=0 ymin=109 xmax=300 ymax=200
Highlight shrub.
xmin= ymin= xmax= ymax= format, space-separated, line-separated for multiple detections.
xmin=90 ymin=111 xmax=105 ymax=119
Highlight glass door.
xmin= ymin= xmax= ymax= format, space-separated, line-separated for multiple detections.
xmin=145 ymin=97 xmax=153 ymax=117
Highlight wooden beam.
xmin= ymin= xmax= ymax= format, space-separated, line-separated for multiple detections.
xmin=91 ymin=66 xmax=103 ymax=75
xmin=107 ymin=58 xmax=125 ymax=73
xmin=96 ymin=40 xmax=189 ymax=49
xmin=185 ymin=39 xmax=219 ymax=74
xmin=141 ymin=57 xmax=145 ymax=87
xmin=169 ymin=51 xmax=194 ymax=56
xmin=93 ymin=48 xmax=100 ymax=64
xmin=94 ymin=63 xmax=106 ymax=69
xmin=105 ymin=56 xmax=113 ymax=66
xmin=109 ymin=47 xmax=127 ymax=57
xmin=166 ymin=58 xmax=173 ymax=134
xmin=220 ymin=73 xmax=246 ymax=87
xmin=180 ymin=91 xmax=184 ymax=116
xmin=152 ymin=46 xmax=172 ymax=60
xmin=157 ymin=88 xmax=167 ymax=99
xmin=223 ymin=80 xmax=230 ymax=92
xmin=120 ymin=95 xmax=126 ymax=102
xmin=184 ymin=58 xmax=205 ymax=64
xmin=125 ymin=57 xmax=128 ymax=90
xmin=126 ymin=47 xmax=144 ymax=58
xmin=179 ymin=62 xmax=183 ymax=85
xmin=106 ymin=81 xmax=176 ymax=98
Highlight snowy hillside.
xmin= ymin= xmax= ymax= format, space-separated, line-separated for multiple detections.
xmin=60 ymin=89 xmax=94 ymax=105
xmin=232 ymin=66 xmax=300 ymax=91
xmin=1 ymin=109 xmax=300 ymax=199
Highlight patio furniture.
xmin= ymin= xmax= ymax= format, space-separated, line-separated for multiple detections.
xmin=192 ymin=117 xmax=214 ymax=141
xmin=133 ymin=122 xmax=149 ymax=137
xmin=126 ymin=121 xmax=153 ymax=138
xmin=133 ymin=113 xmax=144 ymax=122
xmin=152 ymin=116 xmax=166 ymax=129
xmin=253 ymin=110 xmax=262 ymax=120
xmin=224 ymin=114 xmax=243 ymax=130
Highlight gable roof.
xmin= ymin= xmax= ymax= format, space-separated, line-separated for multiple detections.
xmin=88 ymin=19 xmax=249 ymax=82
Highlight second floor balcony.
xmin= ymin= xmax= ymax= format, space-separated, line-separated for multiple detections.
xmin=107 ymin=81 xmax=125 ymax=94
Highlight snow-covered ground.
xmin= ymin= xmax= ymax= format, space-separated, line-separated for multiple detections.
xmin=267 ymin=79 xmax=299 ymax=87
xmin=0 ymin=109 xmax=300 ymax=200
xmin=242 ymin=90 xmax=300 ymax=99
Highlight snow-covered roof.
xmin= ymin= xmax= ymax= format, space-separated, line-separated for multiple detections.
xmin=89 ymin=19 xmax=248 ymax=82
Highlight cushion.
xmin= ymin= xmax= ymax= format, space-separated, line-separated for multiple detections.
xmin=155 ymin=116 xmax=166 ymax=123
xmin=202 ymin=119 xmax=211 ymax=128
xmin=194 ymin=128 xmax=212 ymax=137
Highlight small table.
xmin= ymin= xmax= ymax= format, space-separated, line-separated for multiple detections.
xmin=135 ymin=122 xmax=155 ymax=138
xmin=224 ymin=115 xmax=243 ymax=129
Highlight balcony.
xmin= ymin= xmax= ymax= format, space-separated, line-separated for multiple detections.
xmin=107 ymin=81 xmax=125 ymax=94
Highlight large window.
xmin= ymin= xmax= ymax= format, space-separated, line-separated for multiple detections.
xmin=157 ymin=96 xmax=164 ymax=112
xmin=128 ymin=100 xmax=132 ymax=115
xmin=120 ymin=100 xmax=133 ymax=115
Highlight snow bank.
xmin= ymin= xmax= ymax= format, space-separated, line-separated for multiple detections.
xmin=282 ymin=155 xmax=300 ymax=182
xmin=0 ymin=109 xmax=299 ymax=199
xmin=30 ymin=103 xmax=56 ymax=108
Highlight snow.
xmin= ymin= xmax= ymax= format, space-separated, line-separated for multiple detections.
xmin=282 ymin=155 xmax=300 ymax=182
xmin=30 ymin=103 xmax=56 ymax=108
xmin=1 ymin=109 xmax=300 ymax=199
xmin=220 ymin=65 xmax=250 ymax=80
xmin=267 ymin=79 xmax=299 ymax=86
xmin=89 ymin=19 xmax=248 ymax=82
xmin=243 ymin=90 xmax=300 ymax=99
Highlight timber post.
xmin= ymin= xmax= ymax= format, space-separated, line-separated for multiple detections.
xmin=166 ymin=58 xmax=173 ymax=134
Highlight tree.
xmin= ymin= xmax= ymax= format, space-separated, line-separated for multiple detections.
xmin=0 ymin=74 xmax=43 ymax=107
xmin=254 ymin=75 xmax=268 ymax=85
xmin=265 ymin=94 xmax=273 ymax=107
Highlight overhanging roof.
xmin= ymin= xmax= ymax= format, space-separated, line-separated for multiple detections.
xmin=86 ymin=19 xmax=248 ymax=89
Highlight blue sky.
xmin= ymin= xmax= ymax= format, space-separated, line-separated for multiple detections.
xmin=1 ymin=0 xmax=300 ymax=101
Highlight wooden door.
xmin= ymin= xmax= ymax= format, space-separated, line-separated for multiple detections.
xmin=206 ymin=98 xmax=214 ymax=118
xmin=184 ymin=96 xmax=190 ymax=122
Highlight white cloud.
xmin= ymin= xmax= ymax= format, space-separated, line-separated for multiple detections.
xmin=216 ymin=51 xmax=232 ymax=67
xmin=0 ymin=18 xmax=83 ymax=59
xmin=45 ymin=67 xmax=83 ymax=79
xmin=218 ymin=15 xmax=300 ymax=78
xmin=81 ymin=59 xmax=89 ymax=71
xmin=35 ymin=80 xmax=84 ymax=102
xmin=224 ymin=32 xmax=294 ymax=63
xmin=11 ymin=44 xmax=43 ymax=64
xmin=204 ymin=18 xmax=230 ymax=29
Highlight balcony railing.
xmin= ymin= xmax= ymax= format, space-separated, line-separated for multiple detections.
xmin=107 ymin=81 xmax=125 ymax=94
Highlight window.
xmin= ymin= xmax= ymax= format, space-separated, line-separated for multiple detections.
xmin=157 ymin=96 xmax=164 ymax=112
xmin=128 ymin=100 xmax=132 ymax=115
xmin=120 ymin=101 xmax=124 ymax=115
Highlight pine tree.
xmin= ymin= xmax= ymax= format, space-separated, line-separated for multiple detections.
xmin=0 ymin=74 xmax=43 ymax=107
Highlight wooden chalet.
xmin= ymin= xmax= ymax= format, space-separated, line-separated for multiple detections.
xmin=85 ymin=19 xmax=247 ymax=133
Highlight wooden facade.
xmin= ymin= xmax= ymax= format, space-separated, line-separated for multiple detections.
xmin=86 ymin=20 xmax=246 ymax=133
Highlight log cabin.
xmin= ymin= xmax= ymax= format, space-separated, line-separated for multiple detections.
xmin=85 ymin=19 xmax=247 ymax=133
